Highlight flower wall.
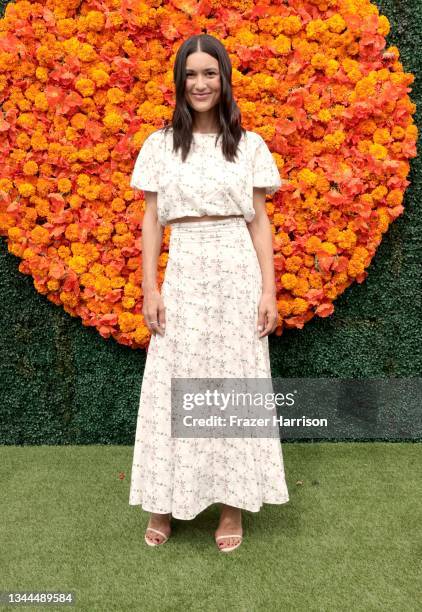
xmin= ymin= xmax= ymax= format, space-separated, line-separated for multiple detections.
xmin=0 ymin=0 xmax=417 ymax=349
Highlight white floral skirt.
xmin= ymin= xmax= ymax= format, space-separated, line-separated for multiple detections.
xmin=129 ymin=217 xmax=289 ymax=520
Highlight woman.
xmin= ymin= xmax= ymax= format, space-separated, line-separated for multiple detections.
xmin=129 ymin=34 xmax=289 ymax=552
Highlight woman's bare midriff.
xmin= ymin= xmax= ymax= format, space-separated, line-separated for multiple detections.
xmin=168 ymin=214 xmax=243 ymax=225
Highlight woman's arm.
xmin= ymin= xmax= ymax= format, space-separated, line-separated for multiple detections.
xmin=246 ymin=188 xmax=278 ymax=337
xmin=141 ymin=192 xmax=166 ymax=336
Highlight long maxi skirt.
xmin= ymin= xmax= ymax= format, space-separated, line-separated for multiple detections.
xmin=129 ymin=216 xmax=289 ymax=520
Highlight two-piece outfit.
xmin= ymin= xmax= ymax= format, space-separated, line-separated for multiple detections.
xmin=128 ymin=127 xmax=289 ymax=520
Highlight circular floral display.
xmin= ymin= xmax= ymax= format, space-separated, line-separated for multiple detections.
xmin=0 ymin=0 xmax=417 ymax=348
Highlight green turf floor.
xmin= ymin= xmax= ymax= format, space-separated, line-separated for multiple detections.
xmin=0 ymin=443 xmax=420 ymax=612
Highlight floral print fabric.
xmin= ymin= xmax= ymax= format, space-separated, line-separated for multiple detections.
xmin=129 ymin=128 xmax=282 ymax=227
xmin=129 ymin=217 xmax=289 ymax=520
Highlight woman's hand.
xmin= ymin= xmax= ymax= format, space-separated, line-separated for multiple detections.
xmin=143 ymin=287 xmax=166 ymax=336
xmin=257 ymin=291 xmax=279 ymax=338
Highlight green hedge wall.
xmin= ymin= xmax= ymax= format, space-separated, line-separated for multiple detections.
xmin=0 ymin=0 xmax=420 ymax=444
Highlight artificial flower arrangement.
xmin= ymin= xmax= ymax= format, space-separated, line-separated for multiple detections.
xmin=0 ymin=0 xmax=417 ymax=348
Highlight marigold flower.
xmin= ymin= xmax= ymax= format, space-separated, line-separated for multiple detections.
xmin=23 ymin=161 xmax=38 ymax=176
xmin=18 ymin=183 xmax=36 ymax=197
xmin=58 ymin=178 xmax=72 ymax=193
xmin=281 ymin=273 xmax=298 ymax=290
xmin=75 ymin=77 xmax=95 ymax=97
xmin=291 ymin=298 xmax=308 ymax=315
xmin=30 ymin=225 xmax=50 ymax=245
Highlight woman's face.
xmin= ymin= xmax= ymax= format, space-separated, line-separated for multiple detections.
xmin=184 ymin=51 xmax=221 ymax=113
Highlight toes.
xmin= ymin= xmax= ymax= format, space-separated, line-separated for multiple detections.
xmin=146 ymin=530 xmax=164 ymax=545
xmin=218 ymin=537 xmax=240 ymax=549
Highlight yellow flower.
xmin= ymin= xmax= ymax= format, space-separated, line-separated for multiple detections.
xmin=31 ymin=133 xmax=48 ymax=151
xmin=278 ymin=299 xmax=292 ymax=317
xmin=57 ymin=18 xmax=77 ymax=38
xmin=273 ymin=35 xmax=291 ymax=55
xmin=58 ymin=178 xmax=72 ymax=193
xmin=298 ymin=168 xmax=318 ymax=187
xmin=371 ymin=186 xmax=388 ymax=202
xmin=8 ymin=227 xmax=23 ymax=241
xmin=337 ymin=229 xmax=357 ymax=249
xmin=326 ymin=227 xmax=341 ymax=243
xmin=377 ymin=209 xmax=390 ymax=232
xmin=75 ymin=77 xmax=95 ymax=97
xmin=306 ymin=19 xmax=328 ymax=40
xmin=125 ymin=282 xmax=141 ymax=299
xmin=77 ymin=43 xmax=97 ymax=62
xmin=325 ymin=59 xmax=339 ymax=77
xmin=369 ymin=143 xmax=388 ymax=160
xmin=321 ymin=241 xmax=337 ymax=255
xmin=90 ymin=68 xmax=110 ymax=87
xmin=386 ymin=189 xmax=403 ymax=207
xmin=311 ymin=53 xmax=327 ymax=70
xmin=347 ymin=259 xmax=365 ymax=277
xmin=317 ymin=109 xmax=332 ymax=123
xmin=34 ymin=92 xmax=48 ymax=111
xmin=23 ymin=161 xmax=38 ymax=176
xmin=68 ymin=255 xmax=88 ymax=274
xmin=373 ymin=128 xmax=391 ymax=145
xmin=30 ymin=225 xmax=50 ymax=245
xmin=60 ymin=291 xmax=78 ymax=307
xmin=103 ymin=112 xmax=124 ymax=130
xmin=292 ymin=278 xmax=309 ymax=297
xmin=327 ymin=15 xmax=346 ymax=33
xmin=285 ymin=256 xmax=302 ymax=273
xmin=291 ymin=298 xmax=308 ymax=315
xmin=377 ymin=15 xmax=390 ymax=36
xmin=119 ymin=311 xmax=137 ymax=332
xmin=76 ymin=174 xmax=90 ymax=187
xmin=78 ymin=149 xmax=95 ymax=163
xmin=305 ymin=236 xmax=322 ymax=253
xmin=281 ymin=273 xmax=298 ymax=290
xmin=122 ymin=297 xmax=135 ymax=309
xmin=85 ymin=10 xmax=105 ymax=32
xmin=17 ymin=113 xmax=36 ymax=128
xmin=107 ymin=87 xmax=125 ymax=105
xmin=133 ymin=325 xmax=150 ymax=345
xmin=65 ymin=224 xmax=80 ymax=241
xmin=110 ymin=276 xmax=126 ymax=289
xmin=18 ymin=183 xmax=36 ymax=197
xmin=47 ymin=279 xmax=60 ymax=291
xmin=58 ymin=245 xmax=71 ymax=259
xmin=114 ymin=222 xmax=128 ymax=235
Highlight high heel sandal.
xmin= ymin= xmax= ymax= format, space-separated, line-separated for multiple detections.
xmin=144 ymin=513 xmax=172 ymax=547
xmin=215 ymin=534 xmax=243 ymax=553
xmin=144 ymin=527 xmax=171 ymax=547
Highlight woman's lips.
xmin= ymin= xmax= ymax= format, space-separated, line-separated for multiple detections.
xmin=193 ymin=94 xmax=211 ymax=99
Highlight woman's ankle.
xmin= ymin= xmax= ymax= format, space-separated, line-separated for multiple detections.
xmin=219 ymin=504 xmax=242 ymax=519
xmin=149 ymin=512 xmax=171 ymax=522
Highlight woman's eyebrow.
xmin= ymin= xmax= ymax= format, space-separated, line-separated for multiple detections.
xmin=186 ymin=68 xmax=218 ymax=72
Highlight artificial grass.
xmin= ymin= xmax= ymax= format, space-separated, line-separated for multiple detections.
xmin=0 ymin=442 xmax=420 ymax=611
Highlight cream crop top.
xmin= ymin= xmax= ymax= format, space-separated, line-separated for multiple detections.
xmin=130 ymin=127 xmax=282 ymax=226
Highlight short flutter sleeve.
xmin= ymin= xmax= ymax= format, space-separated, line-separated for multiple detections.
xmin=252 ymin=133 xmax=282 ymax=195
xmin=130 ymin=131 xmax=160 ymax=192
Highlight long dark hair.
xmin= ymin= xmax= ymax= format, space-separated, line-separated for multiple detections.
xmin=161 ymin=34 xmax=247 ymax=163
